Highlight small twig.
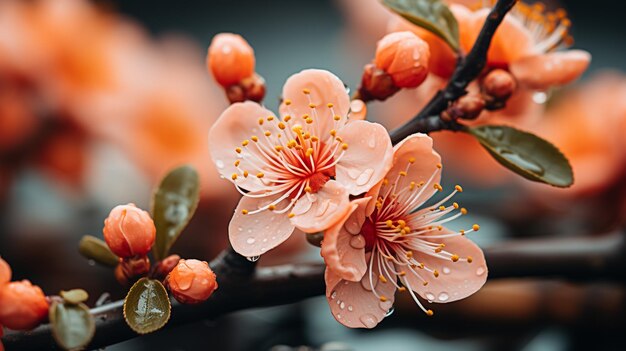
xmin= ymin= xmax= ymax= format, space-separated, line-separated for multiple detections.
xmin=390 ymin=0 xmax=518 ymax=144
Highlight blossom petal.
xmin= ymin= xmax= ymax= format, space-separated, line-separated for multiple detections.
xmin=290 ymin=180 xmax=350 ymax=233
xmin=229 ymin=194 xmax=295 ymax=257
xmin=335 ymin=120 xmax=393 ymax=195
xmin=321 ymin=197 xmax=371 ymax=282
xmin=279 ymin=69 xmax=350 ymax=138
xmin=388 ymin=133 xmax=441 ymax=196
xmin=510 ymin=50 xmax=591 ymax=90
xmin=325 ymin=255 xmax=396 ymax=329
xmin=209 ymin=101 xmax=278 ymax=192
xmin=482 ymin=8 xmax=534 ymax=66
xmin=400 ymin=228 xmax=487 ymax=303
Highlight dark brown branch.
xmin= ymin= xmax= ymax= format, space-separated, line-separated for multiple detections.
xmin=390 ymin=0 xmax=518 ymax=144
xmin=4 ymin=232 xmax=625 ymax=350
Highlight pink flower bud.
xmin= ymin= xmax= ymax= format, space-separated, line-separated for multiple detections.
xmin=374 ymin=31 xmax=430 ymax=88
xmin=0 ymin=280 xmax=49 ymax=330
xmin=103 ymin=203 xmax=156 ymax=258
xmin=166 ymin=259 xmax=218 ymax=304
xmin=0 ymin=257 xmax=10 ymax=285
xmin=207 ymin=33 xmax=256 ymax=87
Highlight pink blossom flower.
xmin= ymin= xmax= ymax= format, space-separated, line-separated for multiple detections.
xmin=209 ymin=69 xmax=393 ymax=257
xmin=321 ymin=133 xmax=487 ymax=328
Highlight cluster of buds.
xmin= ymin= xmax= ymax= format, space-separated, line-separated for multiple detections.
xmin=103 ymin=203 xmax=156 ymax=286
xmin=207 ymin=33 xmax=266 ymax=104
xmin=0 ymin=257 xmax=49 ymax=331
xmin=101 ymin=204 xmax=217 ymax=304
xmin=165 ymin=259 xmax=218 ymax=304
xmin=358 ymin=31 xmax=430 ymax=102
xmin=443 ymin=69 xmax=517 ymax=121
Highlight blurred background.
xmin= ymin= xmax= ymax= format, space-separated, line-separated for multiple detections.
xmin=1 ymin=0 xmax=625 ymax=350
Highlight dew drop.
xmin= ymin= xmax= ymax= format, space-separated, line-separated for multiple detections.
xmin=384 ymin=306 xmax=395 ymax=317
xmin=497 ymin=148 xmax=545 ymax=175
xmin=247 ymin=229 xmax=253 ymax=234
xmin=246 ymin=256 xmax=260 ymax=262
xmin=349 ymin=235 xmax=366 ymax=249
xmin=347 ymin=168 xmax=361 ymax=180
xmin=246 ymin=237 xmax=256 ymax=244
xmin=316 ymin=199 xmax=331 ymax=217
xmin=222 ymin=45 xmax=232 ymax=55
xmin=356 ymin=168 xmax=374 ymax=186
xmin=476 ymin=266 xmax=486 ymax=276
xmin=379 ymin=299 xmax=393 ymax=311
xmin=345 ymin=220 xmax=362 ymax=235
xmin=340 ymin=301 xmax=345 ymax=310
xmin=330 ymin=291 xmax=337 ymax=299
xmin=412 ymin=47 xmax=421 ymax=61
xmin=262 ymin=238 xmax=268 ymax=243
xmin=336 ymin=299 xmax=341 ymax=305
xmin=337 ymin=313 xmax=342 ymax=319
xmin=347 ymin=305 xmax=354 ymax=312
xmin=367 ymin=138 xmax=376 ymax=149
xmin=360 ymin=314 xmax=377 ymax=328
xmin=87 ymin=259 xmax=96 ymax=267
xmin=533 ymin=91 xmax=548 ymax=104
xmin=442 ymin=267 xmax=451 ymax=275
xmin=425 ymin=292 xmax=435 ymax=301
xmin=438 ymin=292 xmax=449 ymax=302
xmin=237 ymin=226 xmax=243 ymax=232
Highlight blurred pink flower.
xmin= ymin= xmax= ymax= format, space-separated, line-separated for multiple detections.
xmin=209 ymin=69 xmax=393 ymax=257
xmin=529 ymin=72 xmax=626 ymax=196
xmin=321 ymin=133 xmax=486 ymax=328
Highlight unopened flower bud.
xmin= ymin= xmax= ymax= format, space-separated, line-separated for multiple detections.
xmin=115 ymin=256 xmax=151 ymax=286
xmin=0 ymin=280 xmax=49 ymax=330
xmin=374 ymin=31 xmax=430 ymax=88
xmin=103 ymin=203 xmax=156 ymax=258
xmin=482 ymin=69 xmax=517 ymax=101
xmin=358 ymin=63 xmax=400 ymax=102
xmin=207 ymin=33 xmax=255 ymax=87
xmin=225 ymin=73 xmax=266 ymax=104
xmin=0 ymin=257 xmax=10 ymax=285
xmin=446 ymin=94 xmax=486 ymax=120
xmin=166 ymin=259 xmax=218 ymax=304
xmin=153 ymin=254 xmax=181 ymax=281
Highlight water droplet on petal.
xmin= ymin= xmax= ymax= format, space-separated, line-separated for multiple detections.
xmin=384 ymin=306 xmax=395 ymax=317
xmin=438 ymin=292 xmax=449 ymax=302
xmin=246 ymin=237 xmax=256 ymax=245
xmin=347 ymin=305 xmax=354 ymax=312
xmin=425 ymin=292 xmax=435 ymax=301
xmin=379 ymin=300 xmax=393 ymax=311
xmin=237 ymin=226 xmax=243 ymax=232
xmin=442 ymin=267 xmax=451 ymax=275
xmin=345 ymin=220 xmax=361 ymax=235
xmin=337 ymin=313 xmax=342 ymax=319
xmin=367 ymin=138 xmax=376 ymax=149
xmin=347 ymin=168 xmax=361 ymax=179
xmin=316 ymin=199 xmax=331 ymax=217
xmin=356 ymin=168 xmax=374 ymax=186
xmin=360 ymin=314 xmax=378 ymax=328
xmin=476 ymin=266 xmax=486 ymax=276
xmin=330 ymin=291 xmax=337 ymax=299
xmin=216 ymin=160 xmax=225 ymax=169
xmin=349 ymin=235 xmax=366 ymax=249
xmin=246 ymin=256 xmax=260 ymax=262
xmin=340 ymin=301 xmax=345 ymax=310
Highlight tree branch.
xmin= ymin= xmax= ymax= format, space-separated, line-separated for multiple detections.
xmin=3 ymin=232 xmax=625 ymax=350
xmin=390 ymin=0 xmax=518 ymax=144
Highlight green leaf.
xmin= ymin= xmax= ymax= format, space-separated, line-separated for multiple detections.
xmin=78 ymin=235 xmax=119 ymax=267
xmin=382 ymin=0 xmax=460 ymax=51
xmin=123 ymin=278 xmax=171 ymax=334
xmin=50 ymin=302 xmax=95 ymax=351
xmin=60 ymin=289 xmax=89 ymax=305
xmin=151 ymin=165 xmax=200 ymax=261
xmin=468 ymin=125 xmax=573 ymax=187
